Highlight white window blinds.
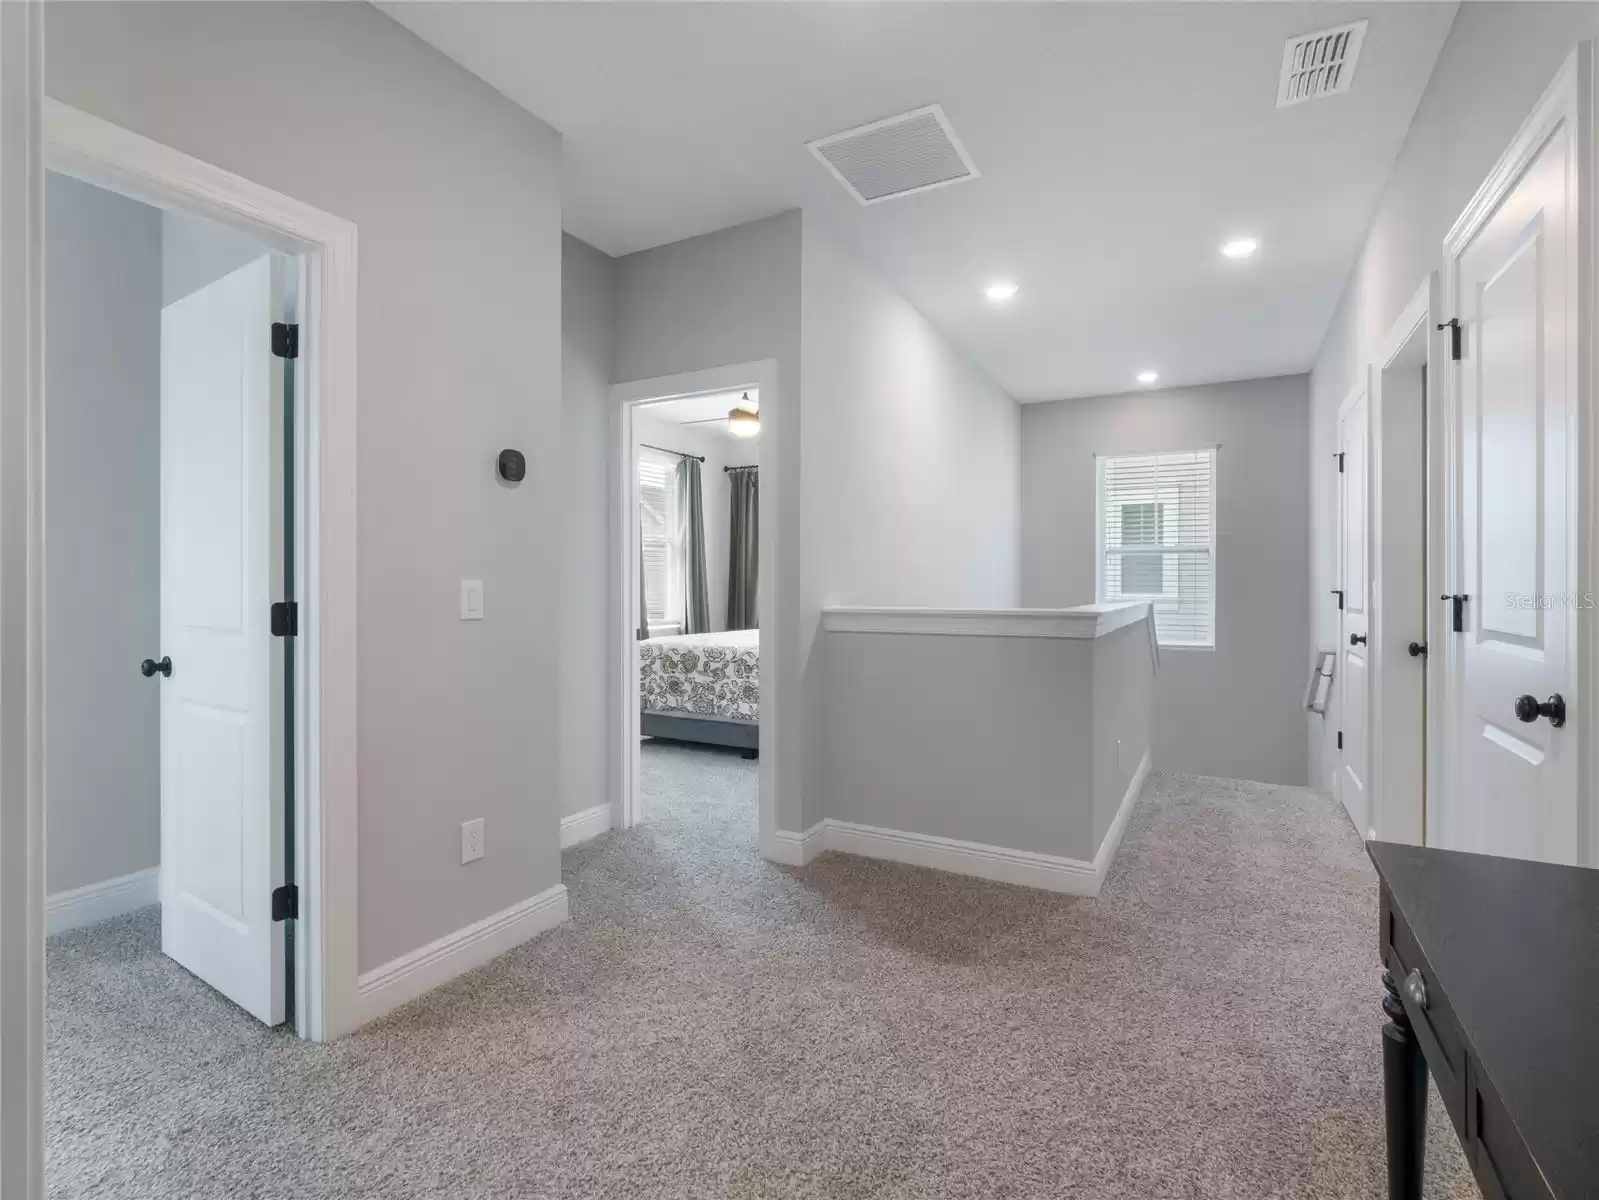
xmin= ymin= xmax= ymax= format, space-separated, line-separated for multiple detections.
xmin=638 ymin=450 xmax=680 ymax=628
xmin=1096 ymin=448 xmax=1217 ymax=647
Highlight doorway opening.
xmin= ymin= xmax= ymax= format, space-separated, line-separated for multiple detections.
xmin=611 ymin=363 xmax=779 ymax=858
xmin=1369 ymin=279 xmax=1435 ymax=848
xmin=41 ymin=161 xmax=308 ymax=1182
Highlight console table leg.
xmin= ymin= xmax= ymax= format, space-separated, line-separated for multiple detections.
xmin=1382 ymin=968 xmax=1427 ymax=1200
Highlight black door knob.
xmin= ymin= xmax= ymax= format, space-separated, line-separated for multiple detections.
xmin=140 ymin=656 xmax=171 ymax=679
xmin=1349 ymin=633 xmax=1367 ymax=646
xmin=1408 ymin=642 xmax=1427 ymax=658
xmin=1514 ymin=693 xmax=1566 ymax=727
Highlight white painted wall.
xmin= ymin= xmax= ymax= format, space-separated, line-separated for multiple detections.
xmin=1020 ymin=375 xmax=1310 ymax=786
xmin=45 ymin=1 xmax=566 ymax=973
xmin=1306 ymin=2 xmax=1599 ymax=792
xmin=43 ymin=172 xmax=163 ymax=895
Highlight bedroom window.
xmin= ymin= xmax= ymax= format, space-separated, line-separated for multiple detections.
xmin=638 ymin=449 xmax=682 ymax=635
xmin=1096 ymin=448 xmax=1216 ymax=648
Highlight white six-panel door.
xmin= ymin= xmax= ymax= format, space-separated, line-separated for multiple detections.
xmin=1338 ymin=381 xmax=1371 ymax=836
xmin=159 ymin=255 xmax=285 ymax=1025
xmin=1444 ymin=82 xmax=1579 ymax=865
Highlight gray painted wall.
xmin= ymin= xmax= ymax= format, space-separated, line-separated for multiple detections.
xmin=560 ymin=234 xmax=615 ymax=822
xmin=1307 ymin=2 xmax=1599 ymax=792
xmin=612 ymin=212 xmax=808 ymax=828
xmin=1020 ymin=375 xmax=1310 ymax=785
xmin=46 ymin=1 xmax=566 ymax=973
xmin=162 ymin=207 xmax=267 ymax=306
xmin=44 ymin=172 xmax=163 ymax=895
xmin=799 ymin=225 xmax=1020 ymax=613
xmin=819 ymin=620 xmax=1152 ymax=862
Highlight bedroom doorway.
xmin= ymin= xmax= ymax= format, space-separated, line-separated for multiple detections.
xmin=612 ymin=362 xmax=779 ymax=857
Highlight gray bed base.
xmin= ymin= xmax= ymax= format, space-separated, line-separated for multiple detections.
xmin=641 ymin=710 xmax=758 ymax=757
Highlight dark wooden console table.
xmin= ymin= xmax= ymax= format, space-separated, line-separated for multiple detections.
xmin=1369 ymin=841 xmax=1599 ymax=1199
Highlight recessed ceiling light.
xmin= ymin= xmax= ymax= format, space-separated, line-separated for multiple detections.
xmin=1137 ymin=370 xmax=1159 ymax=385
xmin=1220 ymin=237 xmax=1260 ymax=260
xmin=984 ymin=281 xmax=1018 ymax=303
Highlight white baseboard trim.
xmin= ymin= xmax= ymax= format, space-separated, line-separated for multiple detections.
xmin=46 ymin=867 xmax=159 ymax=935
xmin=354 ymin=883 xmax=568 ymax=1027
xmin=768 ymin=821 xmax=825 ymax=866
xmin=772 ymin=751 xmax=1153 ymax=897
xmin=560 ymin=804 xmax=612 ymax=849
xmin=1091 ymin=749 xmax=1152 ymax=884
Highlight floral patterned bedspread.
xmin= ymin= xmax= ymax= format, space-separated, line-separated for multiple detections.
xmin=640 ymin=630 xmax=759 ymax=723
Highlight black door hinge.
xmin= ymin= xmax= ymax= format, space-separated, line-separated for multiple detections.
xmin=1330 ymin=588 xmax=1344 ymax=610
xmin=271 ymin=322 xmax=299 ymax=360
xmin=1336 ymin=731 xmax=1343 ymax=750
xmin=1441 ymin=593 xmax=1469 ymax=633
xmin=271 ymin=883 xmax=298 ymax=922
xmin=270 ymin=601 xmax=298 ymax=638
xmin=1437 ymin=318 xmax=1461 ymax=361
xmin=1335 ymin=451 xmax=1345 ymax=473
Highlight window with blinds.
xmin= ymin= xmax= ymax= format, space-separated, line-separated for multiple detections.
xmin=1096 ymin=448 xmax=1216 ymax=647
xmin=638 ymin=449 xmax=680 ymax=630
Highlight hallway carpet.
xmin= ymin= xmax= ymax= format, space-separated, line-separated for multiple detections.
xmin=47 ymin=745 xmax=1475 ymax=1198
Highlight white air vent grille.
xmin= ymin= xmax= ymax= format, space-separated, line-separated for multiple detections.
xmin=1277 ymin=20 xmax=1367 ymax=107
xmin=807 ymin=104 xmax=979 ymax=206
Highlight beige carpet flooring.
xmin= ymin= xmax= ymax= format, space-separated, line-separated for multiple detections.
xmin=46 ymin=744 xmax=1476 ymax=1198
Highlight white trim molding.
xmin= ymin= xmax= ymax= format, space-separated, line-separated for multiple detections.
xmin=773 ymin=752 xmax=1151 ymax=896
xmin=45 ymin=868 xmax=159 ymax=936
xmin=769 ymin=822 xmax=825 ymax=867
xmin=560 ymin=805 xmax=612 ymax=850
xmin=821 ymin=601 xmax=1150 ymax=640
xmin=40 ymin=101 xmax=360 ymax=1042
xmin=353 ymin=885 xmax=569 ymax=1028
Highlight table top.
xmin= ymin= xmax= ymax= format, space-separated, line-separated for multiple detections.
xmin=1368 ymin=842 xmax=1599 ymax=1199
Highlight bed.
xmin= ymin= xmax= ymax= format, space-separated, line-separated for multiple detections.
xmin=639 ymin=629 xmax=759 ymax=755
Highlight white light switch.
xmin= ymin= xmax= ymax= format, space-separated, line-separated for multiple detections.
xmin=459 ymin=579 xmax=484 ymax=621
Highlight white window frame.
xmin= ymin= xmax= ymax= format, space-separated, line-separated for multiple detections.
xmin=637 ymin=447 xmax=683 ymax=637
xmin=1095 ymin=447 xmax=1218 ymax=649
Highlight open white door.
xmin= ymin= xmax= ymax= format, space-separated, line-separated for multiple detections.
xmin=159 ymin=255 xmax=286 ymax=1025
xmin=1443 ymin=80 xmax=1579 ymax=865
xmin=1337 ymin=380 xmax=1371 ymax=836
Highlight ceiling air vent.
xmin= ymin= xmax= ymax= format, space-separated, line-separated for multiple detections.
xmin=1277 ymin=20 xmax=1368 ymax=107
xmin=807 ymin=104 xmax=979 ymax=206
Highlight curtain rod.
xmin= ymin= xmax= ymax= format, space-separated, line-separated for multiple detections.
xmin=640 ymin=443 xmax=704 ymax=463
xmin=724 ymin=464 xmax=758 ymax=473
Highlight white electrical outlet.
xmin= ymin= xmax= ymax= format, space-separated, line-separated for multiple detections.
xmin=461 ymin=817 xmax=485 ymax=864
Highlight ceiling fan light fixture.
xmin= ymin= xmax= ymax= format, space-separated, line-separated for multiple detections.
xmin=728 ymin=394 xmax=760 ymax=439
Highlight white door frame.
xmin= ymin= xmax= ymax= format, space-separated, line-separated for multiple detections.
xmin=27 ymin=99 xmax=359 ymax=1054
xmin=611 ymin=361 xmax=779 ymax=861
xmin=1368 ymin=276 xmax=1440 ymax=846
xmin=1335 ymin=371 xmax=1372 ymax=834
xmin=1439 ymin=45 xmax=1597 ymax=865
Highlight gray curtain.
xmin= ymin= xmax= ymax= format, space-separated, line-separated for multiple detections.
xmin=676 ymin=458 xmax=710 ymax=634
xmin=726 ymin=466 xmax=758 ymax=630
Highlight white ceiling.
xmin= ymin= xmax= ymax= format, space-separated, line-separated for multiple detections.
xmin=643 ymin=389 xmax=758 ymax=428
xmin=387 ymin=2 xmax=1457 ymax=402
